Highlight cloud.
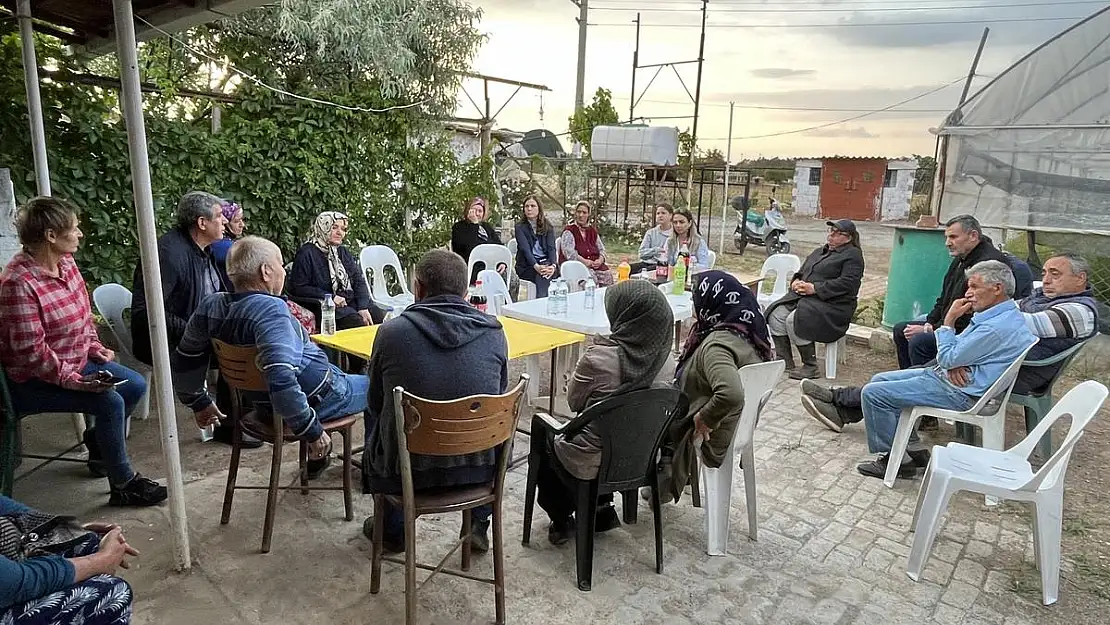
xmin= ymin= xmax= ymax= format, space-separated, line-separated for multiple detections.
xmin=749 ymin=68 xmax=816 ymax=79
xmin=705 ymin=84 xmax=959 ymax=113
xmin=803 ymin=126 xmax=877 ymax=138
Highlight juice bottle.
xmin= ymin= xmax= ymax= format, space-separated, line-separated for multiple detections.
xmin=617 ymin=257 xmax=631 ymax=282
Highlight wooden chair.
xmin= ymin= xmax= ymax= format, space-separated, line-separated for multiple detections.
xmin=370 ymin=375 xmax=529 ymax=625
xmin=212 ymin=340 xmax=358 ymax=553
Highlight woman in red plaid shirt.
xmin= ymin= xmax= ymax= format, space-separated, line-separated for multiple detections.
xmin=0 ymin=198 xmax=167 ymax=507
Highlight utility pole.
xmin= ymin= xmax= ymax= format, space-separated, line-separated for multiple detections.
xmin=719 ymin=101 xmax=734 ymax=253
xmin=685 ymin=0 xmax=708 ymax=206
xmin=629 ymin=12 xmax=640 ymax=124
xmin=572 ymin=0 xmax=589 ymax=156
xmin=931 ymin=27 xmax=989 ymax=221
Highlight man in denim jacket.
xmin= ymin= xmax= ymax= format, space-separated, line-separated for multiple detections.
xmin=172 ymin=236 xmax=369 ymax=476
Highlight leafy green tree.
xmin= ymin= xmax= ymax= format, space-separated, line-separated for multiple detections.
xmin=913 ymin=154 xmax=937 ymax=194
xmin=568 ymin=88 xmax=620 ymax=156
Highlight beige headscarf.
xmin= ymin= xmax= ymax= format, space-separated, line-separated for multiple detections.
xmin=311 ymin=211 xmax=351 ymax=294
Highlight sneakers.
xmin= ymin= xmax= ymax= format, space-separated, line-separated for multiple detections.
xmin=800 ymin=394 xmax=844 ymax=433
xmin=305 ymin=440 xmax=333 ymax=480
xmin=109 ymin=474 xmax=168 ymax=507
xmin=82 ymin=428 xmax=107 ymax=478
xmin=468 ymin=519 xmax=490 ymax=553
xmin=212 ymin=424 xmax=264 ymax=449
xmin=594 ymin=505 xmax=621 ymax=533
xmin=856 ymin=450 xmax=931 ymax=480
xmin=362 ymin=517 xmax=404 ymax=554
xmin=548 ymin=517 xmax=576 ymax=546
xmin=799 ymin=379 xmax=835 ymax=404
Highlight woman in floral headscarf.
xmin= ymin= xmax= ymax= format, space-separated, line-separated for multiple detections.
xmin=210 ymin=200 xmax=245 ymax=266
xmin=289 ymin=210 xmax=380 ymax=329
xmin=660 ymin=270 xmax=774 ymax=503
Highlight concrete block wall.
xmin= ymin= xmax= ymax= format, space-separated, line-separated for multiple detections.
xmin=880 ymin=160 xmax=917 ymax=221
xmin=792 ymin=159 xmax=821 ymax=217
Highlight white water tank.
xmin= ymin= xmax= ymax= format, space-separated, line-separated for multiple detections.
xmin=590 ymin=125 xmax=679 ymax=166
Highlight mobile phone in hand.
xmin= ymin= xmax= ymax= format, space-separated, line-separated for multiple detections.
xmin=81 ymin=371 xmax=128 ymax=386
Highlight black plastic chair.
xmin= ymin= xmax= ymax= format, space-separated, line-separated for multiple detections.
xmin=521 ymin=387 xmax=687 ymax=591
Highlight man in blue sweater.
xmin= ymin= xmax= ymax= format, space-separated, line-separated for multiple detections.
xmin=173 ymin=236 xmax=370 ymax=475
xmin=362 ymin=249 xmax=509 ymax=554
xmin=854 ymin=260 xmax=1037 ymax=479
xmin=0 ymin=495 xmax=137 ymax=624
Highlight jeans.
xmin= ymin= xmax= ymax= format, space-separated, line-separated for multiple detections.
xmin=892 ymin=321 xmax=938 ymax=369
xmin=9 ymin=361 xmax=146 ymax=486
xmin=860 ymin=368 xmax=976 ymax=457
xmin=767 ymin=302 xmax=811 ymax=346
xmin=315 ymin=371 xmax=370 ymax=424
xmin=0 ymin=533 xmax=131 ymax=624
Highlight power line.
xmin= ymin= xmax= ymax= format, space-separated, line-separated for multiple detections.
xmin=590 ymin=15 xmax=1087 ymax=27
xmin=593 ymin=0 xmax=1103 ymax=13
xmin=697 ymin=77 xmax=965 ymax=140
xmin=622 ymin=97 xmax=953 ymax=112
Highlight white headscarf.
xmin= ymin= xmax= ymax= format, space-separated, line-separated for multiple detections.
xmin=311 ymin=211 xmax=351 ymax=294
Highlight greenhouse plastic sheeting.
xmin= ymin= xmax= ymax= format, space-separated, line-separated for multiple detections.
xmin=936 ymin=7 xmax=1110 ymax=233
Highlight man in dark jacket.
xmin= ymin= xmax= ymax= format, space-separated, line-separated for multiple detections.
xmin=132 ymin=191 xmax=262 ymax=447
xmin=800 ymin=253 xmax=1098 ymax=433
xmin=362 ymin=249 xmax=509 ymax=554
xmin=893 ymin=214 xmax=1006 ymax=369
xmin=765 ymin=219 xmax=865 ymax=379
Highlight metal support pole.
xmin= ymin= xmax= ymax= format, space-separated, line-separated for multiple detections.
xmin=629 ymin=13 xmax=640 ymax=125
xmin=112 ymin=0 xmax=191 ymax=572
xmin=719 ymin=102 xmax=734 ymax=252
xmin=480 ymin=79 xmax=492 ymax=156
xmin=684 ymin=0 xmax=708 ymax=206
xmin=16 ymin=0 xmax=50 ymax=196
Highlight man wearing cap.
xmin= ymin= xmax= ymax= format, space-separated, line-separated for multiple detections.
xmin=765 ymin=219 xmax=865 ymax=379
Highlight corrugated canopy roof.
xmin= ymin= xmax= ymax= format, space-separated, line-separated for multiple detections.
xmin=0 ymin=0 xmax=270 ymax=51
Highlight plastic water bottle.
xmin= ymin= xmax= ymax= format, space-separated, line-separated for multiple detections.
xmin=546 ymin=284 xmax=558 ymax=315
xmin=584 ymin=276 xmax=597 ymax=310
xmin=555 ymin=278 xmax=568 ymax=315
xmin=321 ymin=294 xmax=337 ymax=335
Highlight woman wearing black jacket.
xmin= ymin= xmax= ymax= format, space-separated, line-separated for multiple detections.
xmin=513 ymin=195 xmax=558 ymax=298
xmin=451 ymin=197 xmax=501 ymax=261
xmin=289 ymin=211 xmax=381 ymax=328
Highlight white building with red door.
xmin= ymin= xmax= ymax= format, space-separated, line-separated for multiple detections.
xmin=791 ymin=157 xmax=917 ymax=222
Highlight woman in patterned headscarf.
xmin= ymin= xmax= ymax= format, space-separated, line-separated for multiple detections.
xmin=660 ymin=270 xmax=774 ymax=503
xmin=534 ymin=280 xmax=676 ymax=545
xmin=289 ymin=211 xmax=381 ymax=331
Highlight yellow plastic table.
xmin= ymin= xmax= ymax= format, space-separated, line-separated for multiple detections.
xmin=311 ymin=316 xmax=585 ymax=415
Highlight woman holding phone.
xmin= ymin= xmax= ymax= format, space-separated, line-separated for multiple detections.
xmin=0 ymin=197 xmax=167 ymax=507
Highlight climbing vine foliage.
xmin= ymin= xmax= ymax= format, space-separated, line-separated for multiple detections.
xmin=0 ymin=11 xmax=494 ymax=288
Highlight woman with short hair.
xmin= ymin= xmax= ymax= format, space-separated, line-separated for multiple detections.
xmin=0 ymin=197 xmax=167 ymax=507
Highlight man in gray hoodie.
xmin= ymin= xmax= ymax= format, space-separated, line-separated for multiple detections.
xmin=361 ymin=249 xmax=509 ymax=553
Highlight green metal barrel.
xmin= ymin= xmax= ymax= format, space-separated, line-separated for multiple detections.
xmin=882 ymin=226 xmax=950 ymax=329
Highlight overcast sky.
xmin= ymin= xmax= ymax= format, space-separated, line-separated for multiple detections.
xmin=454 ymin=0 xmax=1100 ymax=158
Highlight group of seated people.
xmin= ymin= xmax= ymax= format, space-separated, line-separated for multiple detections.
xmin=1 ymin=190 xmax=1098 ymax=619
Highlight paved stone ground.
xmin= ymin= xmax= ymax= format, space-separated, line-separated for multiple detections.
xmin=11 ymin=344 xmax=1068 ymax=625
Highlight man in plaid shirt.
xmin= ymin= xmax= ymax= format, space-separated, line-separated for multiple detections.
xmin=0 ymin=197 xmax=166 ymax=506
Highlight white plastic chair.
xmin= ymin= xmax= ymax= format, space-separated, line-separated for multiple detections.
xmin=756 ymin=254 xmax=801 ymax=310
xmin=476 ymin=269 xmax=511 ymax=315
xmin=883 ymin=341 xmax=1038 ymax=489
xmin=696 ymin=360 xmax=786 ymax=556
xmin=359 ymin=245 xmax=415 ymax=313
xmin=1032 ymin=280 xmax=1044 ymax=291
xmin=821 ymin=336 xmax=849 ymax=379
xmin=92 ymin=284 xmax=151 ymax=435
xmin=467 ymin=244 xmax=513 ymax=284
xmin=706 ymin=250 xmax=717 ymax=269
xmin=559 ymin=260 xmax=591 ymax=292
xmin=906 ymin=381 xmax=1108 ymax=605
xmin=507 ymin=238 xmax=536 ymax=300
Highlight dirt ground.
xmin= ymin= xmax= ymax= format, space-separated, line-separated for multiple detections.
xmin=833 ymin=344 xmax=1110 ymax=621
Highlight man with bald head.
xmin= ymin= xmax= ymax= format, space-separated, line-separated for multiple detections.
xmin=172 ymin=236 xmax=370 ymax=477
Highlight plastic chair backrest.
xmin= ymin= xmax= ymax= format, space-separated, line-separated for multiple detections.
xmin=468 ymin=244 xmax=513 ymax=283
xmin=1017 ymin=340 xmax=1089 ymax=396
xmin=476 ymin=270 xmax=511 ymax=315
xmin=92 ymin=283 xmax=135 ymax=355
xmin=392 ymin=375 xmax=529 ymax=459
xmin=560 ymin=260 xmax=591 ymax=292
xmin=506 ymin=238 xmax=518 ymax=260
xmin=1013 ymin=380 xmax=1107 ymax=491
xmin=359 ymin=245 xmax=412 ymax=301
xmin=706 ymin=250 xmax=717 ymax=269
xmin=964 ymin=341 xmax=1038 ymax=415
xmin=570 ymin=388 xmax=686 ymax=491
xmin=759 ymin=254 xmax=801 ymax=297
xmin=730 ymin=360 xmax=786 ymax=453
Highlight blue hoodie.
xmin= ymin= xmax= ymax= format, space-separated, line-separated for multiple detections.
xmin=363 ymin=295 xmax=509 ymax=481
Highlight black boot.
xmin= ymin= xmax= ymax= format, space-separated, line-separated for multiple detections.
xmin=772 ymin=336 xmax=795 ymax=371
xmin=789 ymin=343 xmax=820 ymax=380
